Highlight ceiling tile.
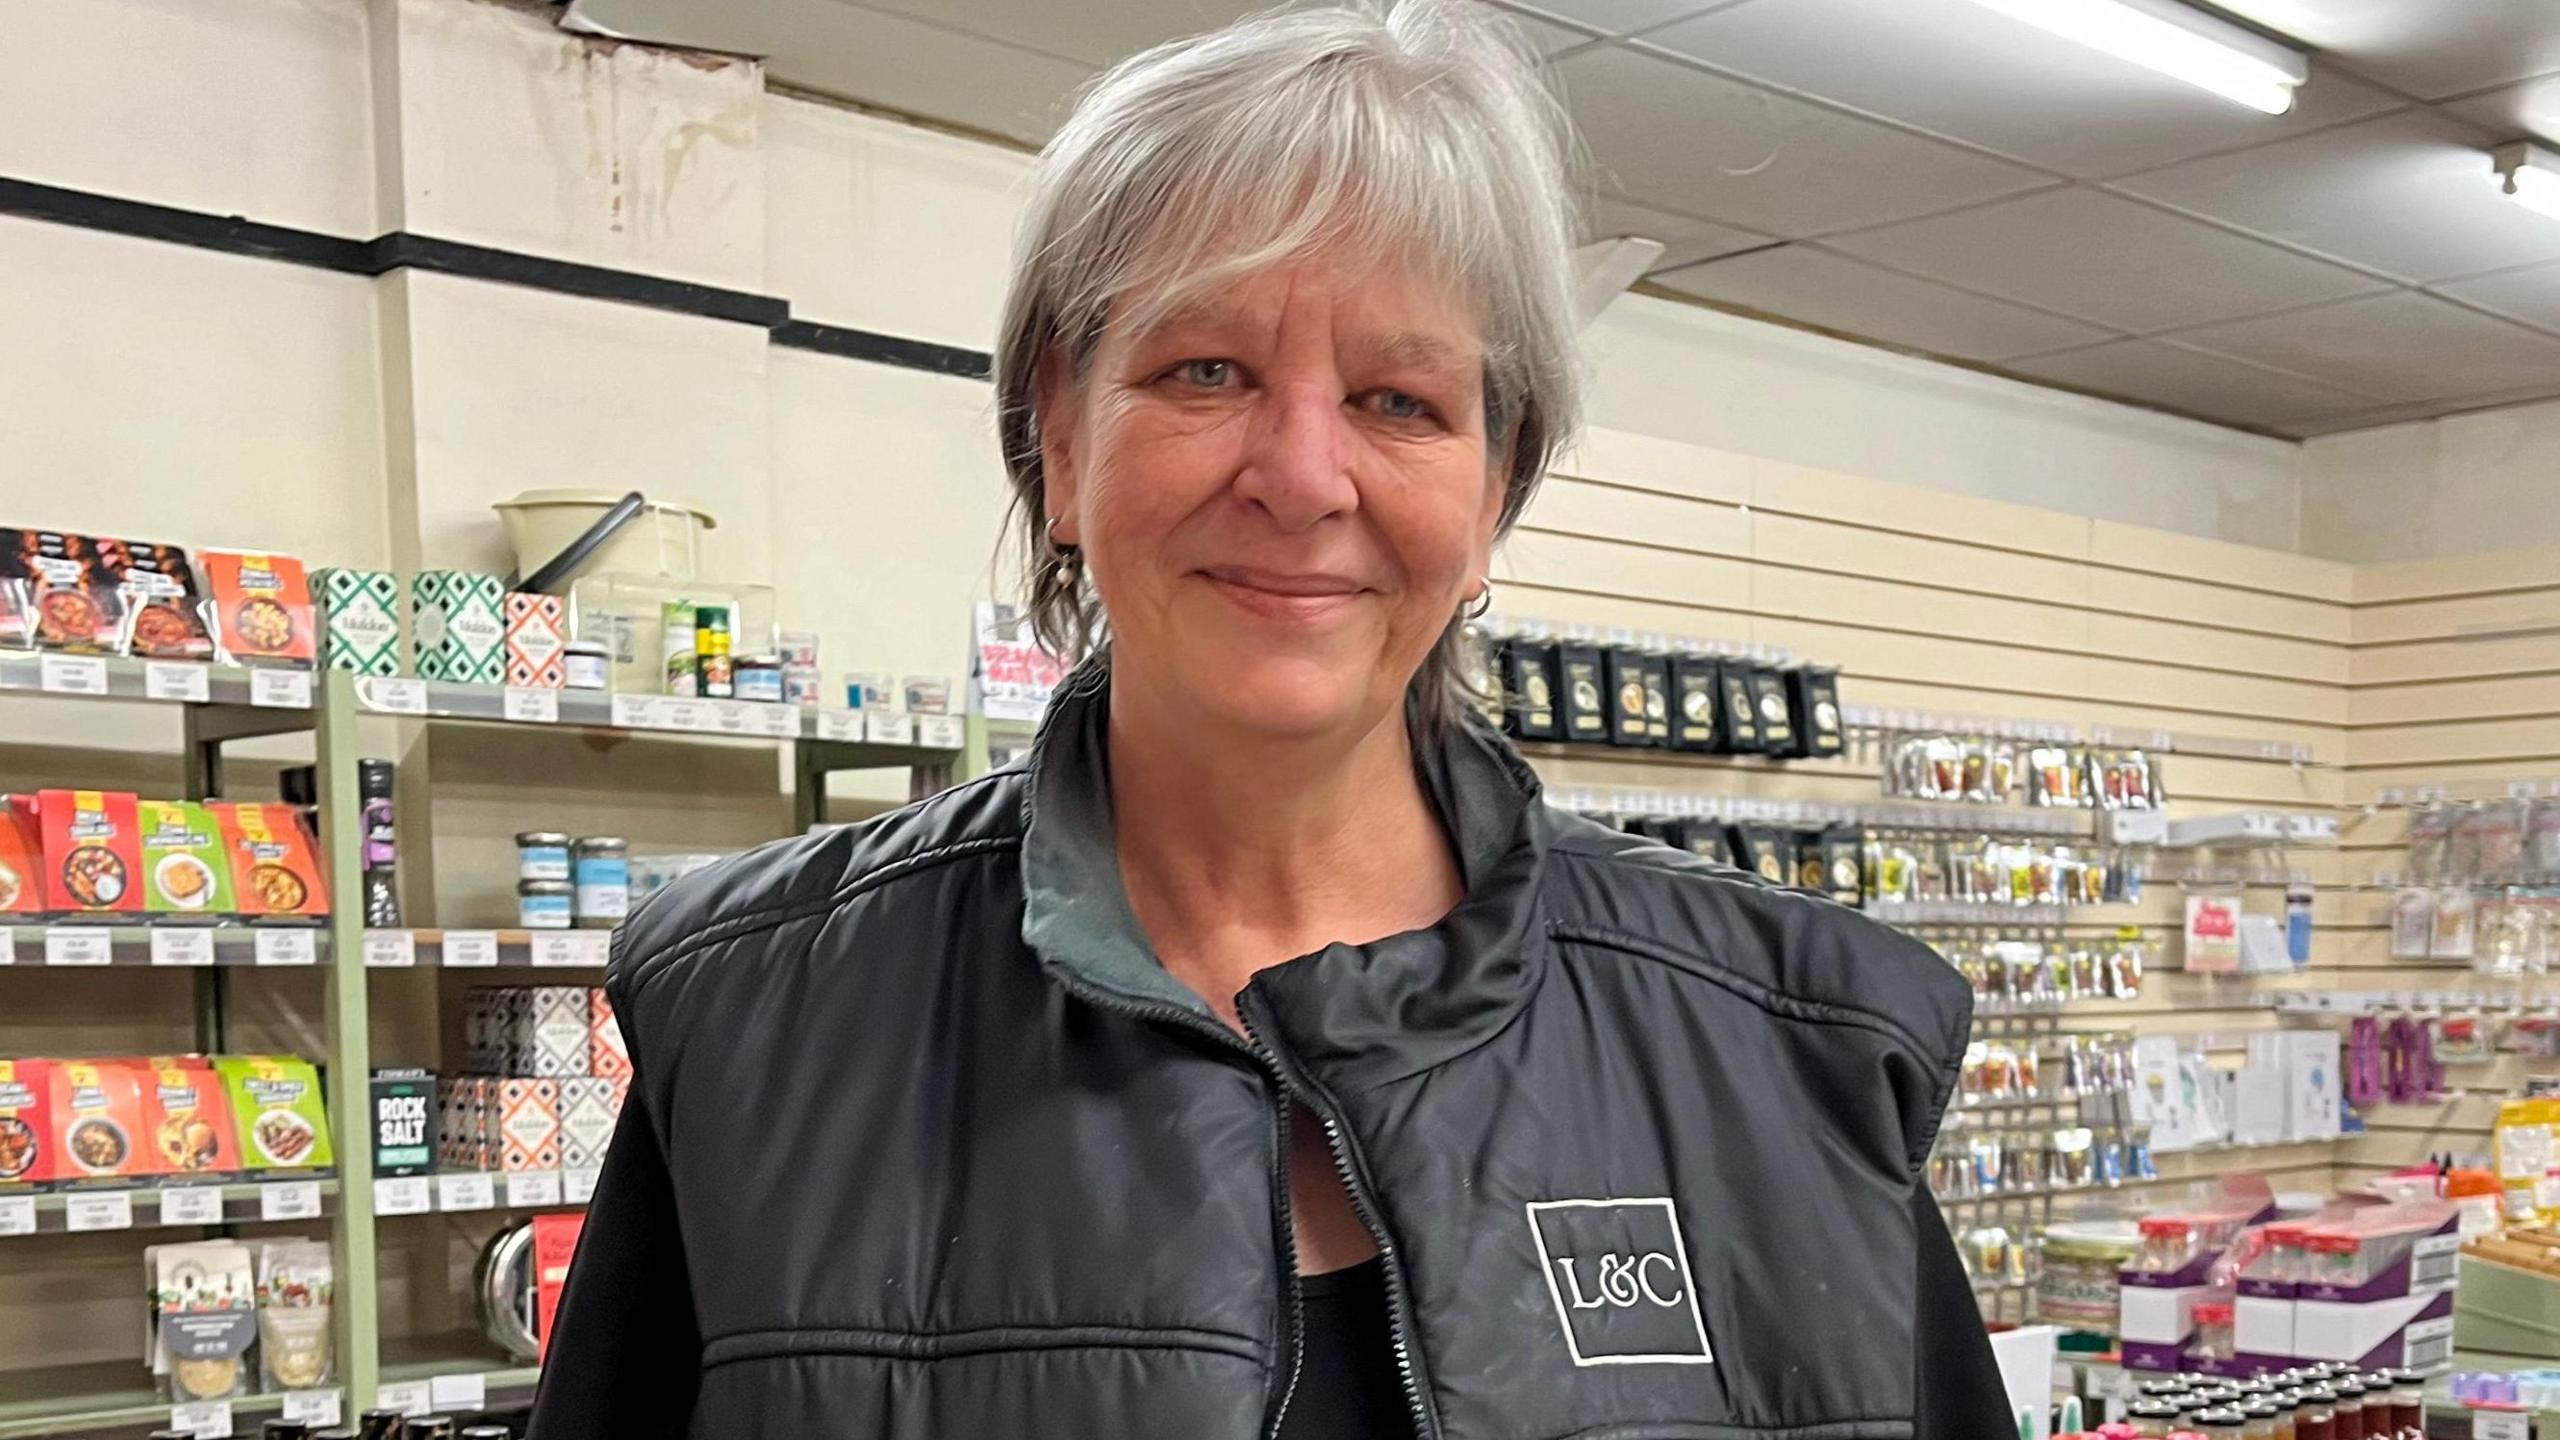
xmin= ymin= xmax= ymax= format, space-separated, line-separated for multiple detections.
xmin=1485 ymin=4 xmax=1607 ymax=56
xmin=2113 ymin=109 xmax=2560 ymax=283
xmin=830 ymin=0 xmax=1269 ymax=68
xmin=1585 ymin=196 xmax=1773 ymax=269
xmin=2002 ymin=338 xmax=2376 ymax=427
xmin=2215 ymin=0 xmax=2560 ymax=102
xmin=1641 ymin=0 xmax=2401 ymax=180
xmin=2276 ymin=387 xmax=2560 ymax=437
xmin=2440 ymin=74 xmax=2560 ymax=147
xmin=1824 ymin=188 xmax=2388 ymax=331
xmin=2435 ymin=259 xmax=2560 ymax=332
xmin=1499 ymin=0 xmax=1739 ymax=40
xmin=1649 ymin=244 xmax=2116 ymax=360
xmin=2164 ymin=290 xmax=2560 ymax=401
xmin=1550 ymin=44 xmax=2050 ymax=237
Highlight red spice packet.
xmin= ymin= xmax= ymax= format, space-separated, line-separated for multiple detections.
xmin=200 ymin=551 xmax=315 ymax=667
xmin=35 ymin=788 xmax=145 ymax=915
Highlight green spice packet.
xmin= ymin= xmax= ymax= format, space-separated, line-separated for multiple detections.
xmin=212 ymin=1055 xmax=334 ymax=1171
xmin=138 ymin=801 xmax=236 ymax=916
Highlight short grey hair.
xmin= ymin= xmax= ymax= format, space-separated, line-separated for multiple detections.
xmin=994 ymin=0 xmax=1584 ymax=721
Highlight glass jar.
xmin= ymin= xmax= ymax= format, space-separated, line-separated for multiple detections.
xmin=2197 ymin=1407 xmax=2249 ymax=1437
xmin=2328 ymin=1375 xmax=2366 ymax=1440
xmin=2243 ymin=1399 xmax=2280 ymax=1440
xmin=2387 ymin=1370 xmax=2424 ymax=1440
xmin=2129 ymin=1400 xmax=2183 ymax=1438
xmin=2295 ymin=1384 xmax=2336 ymax=1440
xmin=2267 ymin=1390 xmax=2299 ymax=1440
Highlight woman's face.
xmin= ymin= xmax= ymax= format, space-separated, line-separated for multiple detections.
xmin=1040 ymin=256 xmax=1505 ymax=742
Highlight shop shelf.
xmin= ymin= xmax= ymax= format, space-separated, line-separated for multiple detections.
xmin=0 ymin=653 xmax=310 ymax=711
xmin=1 ymin=921 xmax=326 ymax=969
xmin=348 ymin=674 xmax=965 ymax=756
xmin=375 ymin=1333 xmax=542 ymax=1417
xmin=0 ymin=1174 xmax=336 ymax=1239
xmin=359 ymin=927 xmax=608 ymax=970
xmin=371 ymin=1167 xmax=598 ymax=1217
xmin=1870 ymin=901 xmax=2072 ymax=927
xmin=0 ymin=1361 xmax=306 ymax=1440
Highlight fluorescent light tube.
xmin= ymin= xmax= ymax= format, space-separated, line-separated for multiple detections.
xmin=1963 ymin=0 xmax=2308 ymax=114
xmin=2495 ymin=142 xmax=2560 ymax=223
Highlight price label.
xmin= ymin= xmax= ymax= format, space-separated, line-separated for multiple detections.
xmin=443 ymin=931 xmax=500 ymax=968
xmin=250 ymin=668 xmax=312 ymax=709
xmin=865 ymin=711 xmax=916 ymax=745
xmin=564 ymin=1167 xmax=600 ymax=1205
xmin=532 ymin=932 xmax=606 ymax=968
xmin=915 ymin=714 xmax=965 ymax=750
xmin=66 ymin=1191 xmax=135 ymax=1232
xmin=374 ymin=1381 xmax=433 ymax=1418
xmin=260 ymin=1181 xmax=321 ymax=1222
xmin=45 ymin=927 xmax=113 ymax=966
xmin=506 ymin=1170 xmax=563 ymax=1208
xmin=711 ymin=701 xmax=757 ymax=736
xmin=361 ymin=676 xmax=429 ymax=714
xmin=168 ymin=1400 xmax=233 ymax=1437
xmin=608 ymin=692 xmax=654 ymax=729
xmin=757 ymin=702 xmax=800 ymax=739
xmin=362 ymin=930 xmax=417 ymax=968
xmin=430 ymin=1373 xmax=487 ymax=1413
xmin=159 ymin=1186 xmax=225 ymax=1226
xmin=504 ymin=686 xmax=560 ymax=724
xmin=281 ymin=1389 xmax=342 ymax=1427
xmin=0 ymin=929 xmax=12 ymax=965
xmin=145 ymin=661 xmax=213 ymax=702
xmin=814 ymin=710 xmax=864 ymax=743
xmin=150 ymin=928 xmax=216 ymax=968
xmin=663 ymin=699 xmax=716 ymax=733
xmin=436 ymin=1172 xmax=496 ymax=1212
xmin=254 ymin=929 xmax=317 ymax=967
xmin=38 ymin=653 xmax=109 ymax=695
xmin=375 ymin=1176 xmax=431 ymax=1216
xmin=2475 ymin=1414 xmax=2530 ymax=1440
xmin=0 ymin=1195 xmax=35 ymax=1236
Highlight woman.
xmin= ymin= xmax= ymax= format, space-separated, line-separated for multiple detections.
xmin=532 ymin=3 xmax=2010 ymax=1436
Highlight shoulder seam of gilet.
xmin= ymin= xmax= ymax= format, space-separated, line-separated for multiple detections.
xmin=1545 ymin=919 xmax=1947 ymax=1064
xmin=622 ymin=831 xmax=1021 ymax=994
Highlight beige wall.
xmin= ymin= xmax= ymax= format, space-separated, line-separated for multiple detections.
xmin=2300 ymin=397 xmax=2560 ymax=563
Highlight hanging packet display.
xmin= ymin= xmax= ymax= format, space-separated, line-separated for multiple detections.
xmin=199 ymin=550 xmax=316 ymax=668
xmin=34 ymin=788 xmax=145 ymax=915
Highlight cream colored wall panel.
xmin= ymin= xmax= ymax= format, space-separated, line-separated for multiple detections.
xmin=2349 ymin=715 xmax=2560 ymax=768
xmin=1750 ymin=511 xmax=2093 ymax=609
xmin=2352 ymin=634 xmax=2560 ymax=685
xmin=387 ymin=0 xmax=767 ymax=290
xmin=1746 ymin=565 xmax=2090 ymax=654
xmin=1753 ymin=618 xmax=2096 ymax=704
xmin=1524 ymin=751 xmax=1873 ymax=803
xmin=2353 ymin=586 xmax=2560 ymax=645
xmin=1555 ymin=427 xmax=1751 ymax=504
xmin=2078 ymin=654 xmax=2348 ymax=727
xmin=395 ymin=270 xmax=773 ymax=581
xmin=0 ymin=0 xmax=378 ymax=237
xmin=2088 ymin=568 xmax=2352 ymax=644
xmin=765 ymin=97 xmax=1027 ymax=349
xmin=2355 ymin=540 xmax=2560 ymax=603
xmin=1749 ymin=458 xmax=2090 ymax=560
xmin=1491 ymin=582 xmax=1762 ymax=644
xmin=1495 ymin=530 xmax=1754 ymax=613
xmin=1845 ymin=677 xmax=2344 ymax=760
xmin=2088 ymin=612 xmax=2348 ymax=685
xmin=2091 ymin=519 xmax=2354 ymax=605
xmin=2352 ymin=673 xmax=2560 ymax=726
xmin=2349 ymin=761 xmax=2560 ymax=803
xmin=1519 ymin=478 xmax=1751 ymax=560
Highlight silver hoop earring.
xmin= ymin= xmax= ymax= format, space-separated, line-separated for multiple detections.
xmin=1043 ymin=515 xmax=1080 ymax=582
xmin=1462 ymin=580 xmax=1494 ymax=621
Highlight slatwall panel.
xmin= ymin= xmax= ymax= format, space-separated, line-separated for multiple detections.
xmin=1507 ymin=434 xmax=2355 ymax=1090
xmin=2332 ymin=541 xmax=2560 ymax=1181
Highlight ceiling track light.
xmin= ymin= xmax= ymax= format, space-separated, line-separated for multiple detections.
xmin=2494 ymin=142 xmax=2560 ymax=224
xmin=1962 ymin=0 xmax=2309 ymax=114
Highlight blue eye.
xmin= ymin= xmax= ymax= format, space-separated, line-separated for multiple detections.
xmin=1362 ymin=389 xmax=1434 ymax=424
xmin=1174 ymin=359 xmax=1233 ymax=387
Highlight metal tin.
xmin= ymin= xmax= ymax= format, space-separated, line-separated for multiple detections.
xmin=517 ymin=879 xmax=573 ymax=929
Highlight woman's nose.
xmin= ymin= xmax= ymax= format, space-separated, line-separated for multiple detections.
xmin=1232 ymin=381 xmax=1359 ymax=533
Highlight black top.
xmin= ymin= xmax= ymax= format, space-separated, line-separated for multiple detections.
xmin=1279 ymin=1260 xmax=1408 ymax=1439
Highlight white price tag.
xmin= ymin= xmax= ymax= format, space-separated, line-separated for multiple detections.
xmin=362 ymin=930 xmax=417 ymax=968
xmin=145 ymin=661 xmax=213 ymax=703
xmin=250 ymin=668 xmax=312 ymax=709
xmin=0 ymin=929 xmax=12 ymax=965
xmin=711 ymin=701 xmax=757 ymax=736
xmin=664 ymin=699 xmax=717 ymax=733
xmin=38 ymin=653 xmax=109 ymax=695
xmin=0 ymin=1195 xmax=34 ymax=1236
xmin=915 ymin=714 xmax=965 ymax=749
xmin=531 ymin=932 xmax=606 ymax=967
xmin=375 ymin=1175 xmax=431 ymax=1216
xmin=506 ymin=1170 xmax=564 ymax=1208
xmin=609 ymin=692 xmax=654 ymax=729
xmin=430 ymin=1373 xmax=487 ymax=1413
xmin=259 ymin=1180 xmax=321 ymax=1222
xmin=45 ymin=927 xmax=112 ymax=966
xmin=757 ymin=702 xmax=800 ymax=739
xmin=436 ymin=1172 xmax=496 ymax=1212
xmin=159 ymin=1185 xmax=225 ymax=1226
xmin=149 ymin=928 xmax=215 ymax=968
xmin=443 ymin=930 xmax=500 ymax=968
xmin=281 ymin=1389 xmax=342 ymax=1427
xmin=564 ymin=1167 xmax=600 ymax=1205
xmin=375 ymin=1380 xmax=433 ymax=1418
xmin=814 ymin=710 xmax=864 ymax=743
xmin=361 ymin=676 xmax=429 ymax=715
xmin=65 ymin=1190 xmax=135 ymax=1232
xmin=254 ymin=929 xmax=317 ymax=967
xmin=168 ymin=1400 xmax=233 ymax=1437
xmin=865 ymin=711 xmax=916 ymax=745
xmin=2476 ymin=1413 xmax=2530 ymax=1440
xmin=504 ymin=686 xmax=560 ymax=724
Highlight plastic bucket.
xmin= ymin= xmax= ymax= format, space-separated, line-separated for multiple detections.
xmin=492 ymin=490 xmax=717 ymax=585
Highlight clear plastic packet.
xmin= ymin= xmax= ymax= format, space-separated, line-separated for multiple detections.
xmin=2407 ymin=803 xmax=2453 ymax=884
xmin=2391 ymin=887 xmax=2436 ymax=959
xmin=255 ymin=1238 xmax=335 ymax=1392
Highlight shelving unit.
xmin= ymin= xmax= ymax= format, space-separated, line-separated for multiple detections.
xmin=0 ymin=666 xmax=961 ymax=1438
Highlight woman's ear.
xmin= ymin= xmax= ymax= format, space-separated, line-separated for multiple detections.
xmin=1035 ymin=349 xmax=1083 ymax=543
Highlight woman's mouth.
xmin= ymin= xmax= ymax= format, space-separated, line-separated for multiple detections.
xmin=1197 ymin=566 xmax=1367 ymax=621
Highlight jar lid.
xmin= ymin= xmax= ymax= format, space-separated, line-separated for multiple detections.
xmin=573 ymin=836 xmax=629 ymax=852
xmin=564 ymin=639 xmax=609 ymax=656
xmin=2130 ymin=1401 xmax=2182 ymax=1418
xmin=516 ymin=831 xmax=572 ymax=846
xmin=518 ymin=879 xmax=573 ymax=895
xmin=2242 ymin=1400 xmax=2278 ymax=1417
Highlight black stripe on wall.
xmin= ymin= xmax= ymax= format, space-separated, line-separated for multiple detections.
xmin=0 ymin=174 xmax=996 ymax=380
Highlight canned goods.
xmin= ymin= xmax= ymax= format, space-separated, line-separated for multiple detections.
xmin=573 ymin=836 xmax=630 ymax=927
xmin=515 ymin=831 xmax=571 ymax=883
xmin=517 ymin=879 xmax=572 ymax=929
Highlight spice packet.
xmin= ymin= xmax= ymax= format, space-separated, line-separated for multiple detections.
xmin=211 ymin=802 xmax=328 ymax=918
xmin=149 ymin=1240 xmax=257 ymax=1402
xmin=200 ymin=550 xmax=316 ymax=668
xmin=36 ymin=788 xmax=144 ymax=915
xmin=214 ymin=1055 xmax=334 ymax=1171
xmin=139 ymin=800 xmax=235 ymax=917
xmin=0 ymin=1059 xmax=57 ymax=1186
xmin=141 ymin=1057 xmax=240 ymax=1178
xmin=53 ymin=1058 xmax=156 ymax=1180
xmin=255 ymin=1239 xmax=336 ymax=1392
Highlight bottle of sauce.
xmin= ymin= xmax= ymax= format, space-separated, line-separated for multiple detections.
xmin=2295 ymin=1383 xmax=2337 ymax=1440
xmin=2328 ymin=1373 xmax=2367 ymax=1440
xmin=2387 ymin=1370 xmax=2425 ymax=1440
xmin=2243 ymin=1399 xmax=2281 ymax=1440
xmin=2197 ymin=1408 xmax=2249 ymax=1438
